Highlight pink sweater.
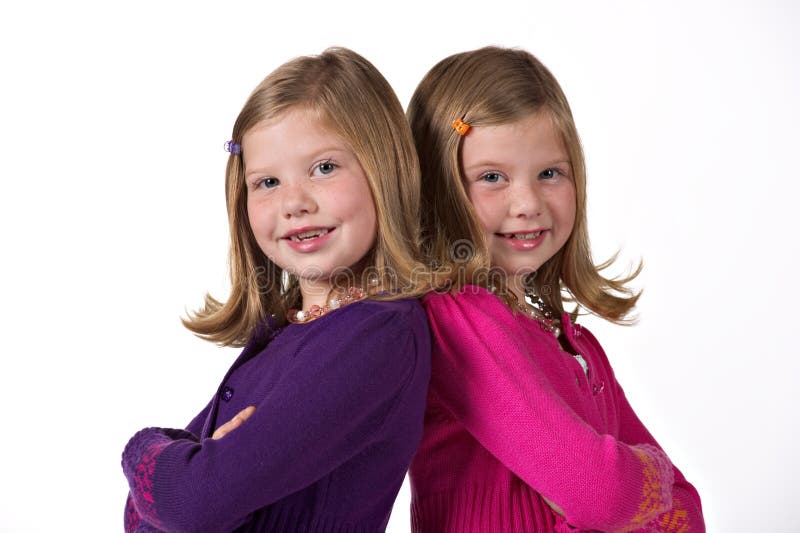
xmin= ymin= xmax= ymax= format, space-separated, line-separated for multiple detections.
xmin=409 ymin=286 xmax=704 ymax=532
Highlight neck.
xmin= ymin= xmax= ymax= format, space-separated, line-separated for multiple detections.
xmin=298 ymin=263 xmax=368 ymax=309
xmin=299 ymin=278 xmax=334 ymax=309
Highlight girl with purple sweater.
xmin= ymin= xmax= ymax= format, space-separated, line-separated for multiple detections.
xmin=121 ymin=48 xmax=431 ymax=532
xmin=407 ymin=47 xmax=704 ymax=532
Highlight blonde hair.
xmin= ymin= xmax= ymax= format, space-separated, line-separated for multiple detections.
xmin=184 ymin=47 xmax=427 ymax=346
xmin=408 ymin=46 xmax=640 ymax=324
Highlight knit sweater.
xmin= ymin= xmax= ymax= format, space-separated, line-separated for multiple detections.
xmin=121 ymin=298 xmax=431 ymax=533
xmin=409 ymin=286 xmax=704 ymax=532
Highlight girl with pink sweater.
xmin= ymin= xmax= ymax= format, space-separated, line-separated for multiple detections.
xmin=407 ymin=47 xmax=704 ymax=532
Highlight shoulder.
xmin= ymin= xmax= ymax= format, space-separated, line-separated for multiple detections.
xmin=362 ymin=296 xmax=427 ymax=318
xmin=340 ymin=297 xmax=428 ymax=331
xmin=423 ymin=285 xmax=508 ymax=313
xmin=421 ymin=286 xmax=537 ymax=366
xmin=324 ymin=298 xmax=431 ymax=387
xmin=275 ymin=299 xmax=430 ymax=388
xmin=295 ymin=297 xmax=429 ymax=354
xmin=423 ymin=285 xmax=516 ymax=329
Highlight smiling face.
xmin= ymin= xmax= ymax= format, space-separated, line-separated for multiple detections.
xmin=461 ymin=111 xmax=576 ymax=296
xmin=242 ymin=108 xmax=377 ymax=305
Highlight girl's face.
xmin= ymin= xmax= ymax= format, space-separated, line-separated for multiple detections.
xmin=243 ymin=108 xmax=377 ymax=299
xmin=461 ymin=111 xmax=576 ymax=290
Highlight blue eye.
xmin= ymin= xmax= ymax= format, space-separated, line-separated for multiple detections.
xmin=480 ymin=172 xmax=502 ymax=183
xmin=258 ymin=177 xmax=280 ymax=189
xmin=314 ymin=161 xmax=337 ymax=175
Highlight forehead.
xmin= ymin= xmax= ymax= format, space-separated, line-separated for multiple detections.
xmin=241 ymin=108 xmax=349 ymax=168
xmin=461 ymin=112 xmax=567 ymax=162
xmin=244 ymin=108 xmax=337 ymax=146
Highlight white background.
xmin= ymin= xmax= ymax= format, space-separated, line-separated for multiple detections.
xmin=1 ymin=1 xmax=797 ymax=531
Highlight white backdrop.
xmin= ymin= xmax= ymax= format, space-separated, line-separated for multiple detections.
xmin=1 ymin=1 xmax=797 ymax=531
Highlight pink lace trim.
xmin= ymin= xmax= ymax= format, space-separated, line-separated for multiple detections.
xmin=124 ymin=495 xmax=140 ymax=533
xmin=130 ymin=440 xmax=169 ymax=530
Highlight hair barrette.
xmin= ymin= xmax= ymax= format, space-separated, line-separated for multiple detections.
xmin=224 ymin=140 xmax=241 ymax=155
xmin=452 ymin=118 xmax=470 ymax=136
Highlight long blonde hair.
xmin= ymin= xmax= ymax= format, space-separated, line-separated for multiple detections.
xmin=408 ymin=46 xmax=640 ymax=324
xmin=184 ymin=47 xmax=427 ymax=346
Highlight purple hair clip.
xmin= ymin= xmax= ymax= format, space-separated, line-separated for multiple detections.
xmin=224 ymin=140 xmax=241 ymax=155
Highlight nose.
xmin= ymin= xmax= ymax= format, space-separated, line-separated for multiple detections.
xmin=509 ymin=180 xmax=543 ymax=219
xmin=281 ymin=181 xmax=318 ymax=219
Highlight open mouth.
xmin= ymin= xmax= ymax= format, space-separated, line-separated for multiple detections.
xmin=498 ymin=231 xmax=543 ymax=240
xmin=288 ymin=228 xmax=334 ymax=242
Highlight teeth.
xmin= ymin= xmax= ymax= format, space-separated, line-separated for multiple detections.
xmin=505 ymin=231 xmax=541 ymax=239
xmin=290 ymin=229 xmax=329 ymax=242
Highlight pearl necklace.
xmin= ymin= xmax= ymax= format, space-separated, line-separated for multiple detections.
xmin=512 ymin=288 xmax=561 ymax=337
xmin=518 ymin=289 xmax=591 ymax=378
xmin=287 ymin=287 xmax=367 ymax=324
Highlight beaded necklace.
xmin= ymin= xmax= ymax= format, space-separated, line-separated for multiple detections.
xmin=510 ymin=287 xmax=590 ymax=378
xmin=515 ymin=288 xmax=561 ymax=337
xmin=287 ymin=287 xmax=367 ymax=324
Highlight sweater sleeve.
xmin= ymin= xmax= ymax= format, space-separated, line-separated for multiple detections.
xmin=612 ymin=377 xmax=705 ymax=532
xmin=424 ymin=288 xmax=674 ymax=532
xmin=121 ymin=303 xmax=426 ymax=533
xmin=123 ymin=400 xmax=213 ymax=532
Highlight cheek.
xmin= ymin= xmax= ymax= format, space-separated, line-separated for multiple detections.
xmin=339 ymin=175 xmax=377 ymax=224
xmin=246 ymin=196 xmax=277 ymax=236
xmin=566 ymin=205 xmax=577 ymax=232
xmin=360 ymin=198 xmax=379 ymax=242
xmin=554 ymin=187 xmax=577 ymax=233
xmin=340 ymin=185 xmax=378 ymax=254
xmin=245 ymin=197 xmax=257 ymax=233
xmin=468 ymin=189 xmax=501 ymax=232
xmin=350 ymin=198 xmax=377 ymax=239
xmin=246 ymin=197 xmax=256 ymax=224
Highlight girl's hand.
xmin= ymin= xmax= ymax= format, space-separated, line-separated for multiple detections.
xmin=212 ymin=406 xmax=256 ymax=440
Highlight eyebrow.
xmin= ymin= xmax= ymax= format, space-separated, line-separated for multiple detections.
xmin=245 ymin=146 xmax=349 ymax=178
xmin=542 ymin=158 xmax=571 ymax=168
xmin=464 ymin=158 xmax=571 ymax=172
xmin=463 ymin=160 xmax=501 ymax=172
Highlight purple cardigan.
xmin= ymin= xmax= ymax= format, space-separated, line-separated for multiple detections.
xmin=122 ymin=298 xmax=431 ymax=532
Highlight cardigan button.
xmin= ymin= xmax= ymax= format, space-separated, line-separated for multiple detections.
xmin=222 ymin=385 xmax=234 ymax=402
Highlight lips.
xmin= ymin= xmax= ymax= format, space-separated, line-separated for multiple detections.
xmin=282 ymin=226 xmax=336 ymax=253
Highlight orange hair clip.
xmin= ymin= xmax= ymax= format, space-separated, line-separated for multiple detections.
xmin=452 ymin=118 xmax=470 ymax=136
